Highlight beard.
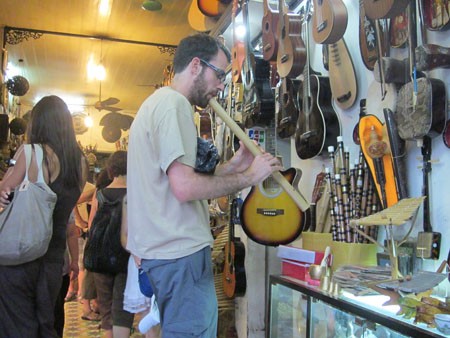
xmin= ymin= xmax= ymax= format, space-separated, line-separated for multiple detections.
xmin=189 ymin=72 xmax=212 ymax=108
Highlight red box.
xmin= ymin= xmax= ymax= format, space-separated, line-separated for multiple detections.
xmin=281 ymin=259 xmax=311 ymax=281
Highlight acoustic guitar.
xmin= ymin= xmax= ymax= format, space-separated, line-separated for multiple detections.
xmin=188 ymin=0 xmax=218 ymax=32
xmin=358 ymin=0 xmax=381 ymax=71
xmin=239 ymin=127 xmax=305 ymax=246
xmin=277 ymin=77 xmax=300 ymax=139
xmin=295 ymin=1 xmax=341 ymax=160
xmin=421 ymin=0 xmax=450 ymax=31
xmin=363 ymin=0 xmax=409 ymax=20
xmin=311 ymin=0 xmax=348 ymax=44
xmin=198 ymin=0 xmax=229 ymax=17
xmin=261 ymin=0 xmax=279 ymax=62
xmin=223 ymin=198 xmax=247 ymax=298
xmin=276 ymin=0 xmax=306 ymax=78
xmin=327 ymin=38 xmax=358 ymax=110
xmin=241 ymin=0 xmax=275 ymax=128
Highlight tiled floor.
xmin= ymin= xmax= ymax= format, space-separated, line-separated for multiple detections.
xmin=63 ymin=300 xmax=145 ymax=338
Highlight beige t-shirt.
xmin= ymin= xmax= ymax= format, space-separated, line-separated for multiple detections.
xmin=127 ymin=87 xmax=212 ymax=260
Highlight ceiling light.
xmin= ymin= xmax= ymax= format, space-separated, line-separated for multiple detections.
xmin=84 ymin=115 xmax=94 ymax=128
xmin=142 ymin=0 xmax=162 ymax=11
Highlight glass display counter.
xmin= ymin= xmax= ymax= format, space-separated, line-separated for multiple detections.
xmin=268 ymin=275 xmax=447 ymax=337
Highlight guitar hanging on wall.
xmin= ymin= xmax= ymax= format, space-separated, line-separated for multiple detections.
xmin=241 ymin=0 xmax=275 ymax=128
xmin=223 ymin=197 xmax=247 ymax=298
xmin=359 ymin=0 xmax=381 ymax=71
xmin=261 ymin=0 xmax=279 ymax=62
xmin=295 ymin=0 xmax=341 ymax=160
xmin=276 ymin=0 xmax=306 ymax=78
xmin=311 ymin=0 xmax=348 ymax=44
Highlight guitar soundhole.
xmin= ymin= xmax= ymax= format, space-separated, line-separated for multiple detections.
xmin=260 ymin=177 xmax=282 ymax=198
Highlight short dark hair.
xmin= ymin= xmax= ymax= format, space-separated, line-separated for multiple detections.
xmin=106 ymin=150 xmax=127 ymax=178
xmin=172 ymin=33 xmax=231 ymax=74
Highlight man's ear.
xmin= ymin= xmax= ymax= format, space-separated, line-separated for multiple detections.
xmin=190 ymin=57 xmax=202 ymax=77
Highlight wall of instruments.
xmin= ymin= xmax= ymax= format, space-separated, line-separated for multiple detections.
xmin=215 ymin=0 xmax=450 ymax=336
xmin=281 ymin=0 xmax=450 ymax=279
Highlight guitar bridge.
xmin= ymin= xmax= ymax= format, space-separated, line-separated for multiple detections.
xmin=257 ymin=208 xmax=284 ymax=216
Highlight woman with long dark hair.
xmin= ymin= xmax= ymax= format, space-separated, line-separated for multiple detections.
xmin=0 ymin=95 xmax=88 ymax=337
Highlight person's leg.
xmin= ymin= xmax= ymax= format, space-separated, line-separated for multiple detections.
xmin=54 ymin=273 xmax=70 ymax=337
xmin=93 ymin=272 xmax=114 ymax=337
xmin=111 ymin=272 xmax=134 ymax=337
xmin=141 ymin=247 xmax=218 ymax=338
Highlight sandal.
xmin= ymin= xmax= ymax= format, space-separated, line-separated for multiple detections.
xmin=81 ymin=311 xmax=101 ymax=321
xmin=64 ymin=291 xmax=77 ymax=302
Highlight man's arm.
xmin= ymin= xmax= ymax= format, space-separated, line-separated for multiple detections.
xmin=168 ymin=152 xmax=282 ymax=203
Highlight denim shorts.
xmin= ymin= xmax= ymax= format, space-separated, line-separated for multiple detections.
xmin=141 ymin=246 xmax=218 ymax=338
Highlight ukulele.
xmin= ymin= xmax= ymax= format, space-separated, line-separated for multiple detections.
xmin=421 ymin=0 xmax=450 ymax=31
xmin=261 ymin=0 xmax=279 ymax=62
xmin=327 ymin=38 xmax=358 ymax=110
xmin=231 ymin=0 xmax=245 ymax=83
xmin=295 ymin=0 xmax=341 ymax=160
xmin=363 ymin=0 xmax=409 ymax=20
xmin=277 ymin=77 xmax=300 ymax=139
xmin=223 ymin=197 xmax=247 ymax=298
xmin=276 ymin=0 xmax=306 ymax=78
xmin=188 ymin=0 xmax=218 ymax=32
xmin=359 ymin=0 xmax=381 ymax=71
xmin=311 ymin=0 xmax=348 ymax=44
xmin=241 ymin=0 xmax=275 ymax=128
xmin=240 ymin=126 xmax=305 ymax=246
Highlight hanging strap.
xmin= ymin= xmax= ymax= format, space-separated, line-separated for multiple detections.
xmin=23 ymin=144 xmax=45 ymax=184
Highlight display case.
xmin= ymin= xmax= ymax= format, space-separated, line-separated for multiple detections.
xmin=268 ymin=275 xmax=446 ymax=338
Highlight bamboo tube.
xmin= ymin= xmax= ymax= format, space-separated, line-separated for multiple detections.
xmin=209 ymin=98 xmax=310 ymax=211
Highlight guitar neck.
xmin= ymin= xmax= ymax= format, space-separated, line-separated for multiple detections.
xmin=421 ymin=136 xmax=433 ymax=232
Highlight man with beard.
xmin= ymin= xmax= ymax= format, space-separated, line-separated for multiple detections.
xmin=126 ymin=33 xmax=281 ymax=338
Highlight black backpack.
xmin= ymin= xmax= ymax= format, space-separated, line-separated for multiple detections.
xmin=84 ymin=189 xmax=129 ymax=274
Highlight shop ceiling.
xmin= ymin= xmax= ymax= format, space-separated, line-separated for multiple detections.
xmin=0 ymin=0 xmax=268 ymax=116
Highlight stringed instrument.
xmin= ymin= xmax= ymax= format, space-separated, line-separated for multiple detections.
xmin=417 ymin=136 xmax=441 ymax=260
xmin=396 ymin=1 xmax=446 ymax=140
xmin=416 ymin=44 xmax=450 ymax=71
xmin=276 ymin=0 xmax=306 ymax=78
xmin=359 ymin=0 xmax=381 ymax=71
xmin=295 ymin=1 xmax=341 ymax=160
xmin=261 ymin=0 xmax=279 ymax=62
xmin=277 ymin=77 xmax=300 ymax=139
xmin=241 ymin=0 xmax=275 ymax=128
xmin=390 ymin=10 xmax=409 ymax=48
xmin=188 ymin=0 xmax=218 ymax=32
xmin=223 ymin=197 xmax=247 ymax=298
xmin=312 ymin=0 xmax=348 ymax=44
xmin=327 ymin=38 xmax=358 ymax=110
xmin=366 ymin=19 xmax=397 ymax=121
xmin=198 ymin=0 xmax=229 ymax=17
xmin=421 ymin=0 xmax=450 ymax=31
xmin=240 ymin=126 xmax=305 ymax=246
xmin=363 ymin=0 xmax=409 ymax=19
xmin=307 ymin=170 xmax=326 ymax=232
xmin=231 ymin=0 xmax=245 ymax=83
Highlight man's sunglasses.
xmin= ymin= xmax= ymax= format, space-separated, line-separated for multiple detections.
xmin=199 ymin=59 xmax=226 ymax=83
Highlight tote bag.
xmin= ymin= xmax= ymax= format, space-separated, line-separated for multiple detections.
xmin=0 ymin=144 xmax=57 ymax=265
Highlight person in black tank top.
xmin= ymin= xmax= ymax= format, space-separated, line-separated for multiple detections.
xmin=0 ymin=96 xmax=87 ymax=337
